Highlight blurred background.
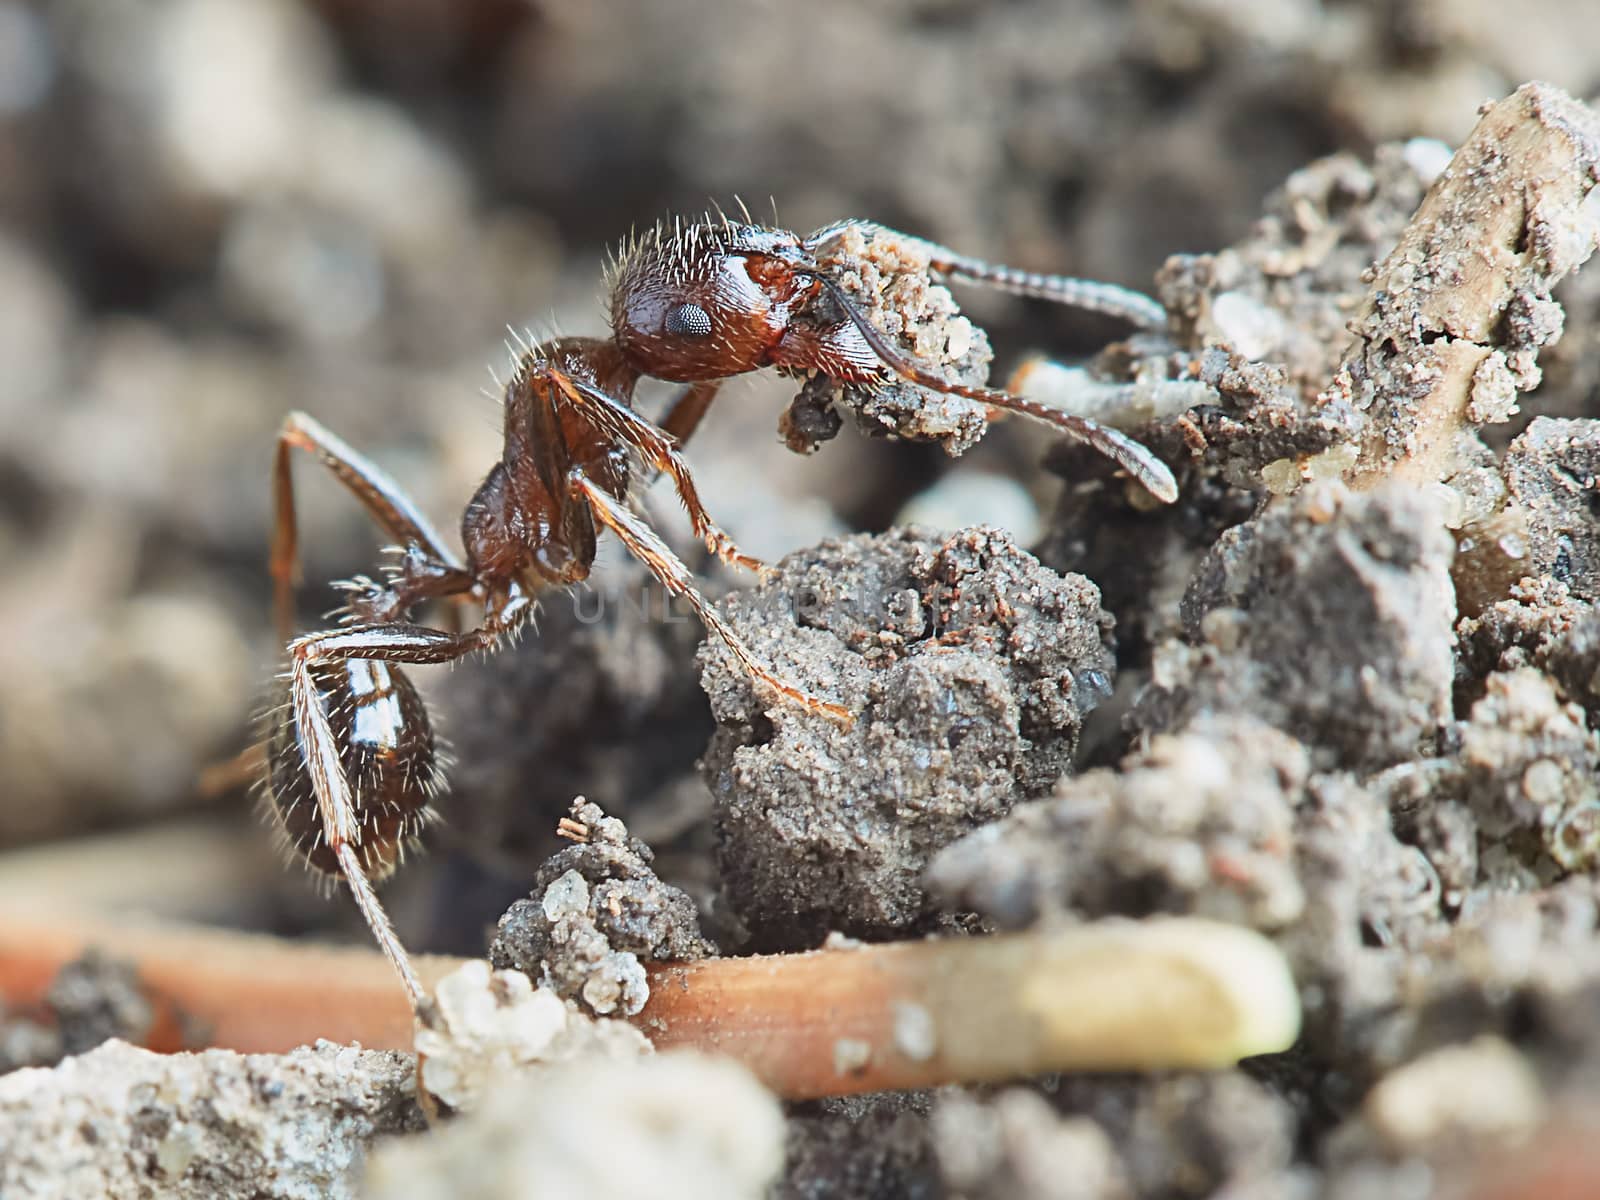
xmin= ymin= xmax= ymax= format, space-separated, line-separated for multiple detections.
xmin=2 ymin=0 xmax=1597 ymax=954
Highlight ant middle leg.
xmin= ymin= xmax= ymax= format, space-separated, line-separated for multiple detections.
xmin=272 ymin=412 xmax=468 ymax=641
xmin=568 ymin=470 xmax=853 ymax=728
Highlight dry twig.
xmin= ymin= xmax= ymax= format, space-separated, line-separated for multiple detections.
xmin=1335 ymin=83 xmax=1600 ymax=489
xmin=0 ymin=908 xmax=1298 ymax=1100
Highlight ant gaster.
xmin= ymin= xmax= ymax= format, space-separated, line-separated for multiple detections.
xmin=261 ymin=214 xmax=1178 ymax=1013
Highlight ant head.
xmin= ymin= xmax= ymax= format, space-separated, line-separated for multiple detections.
xmin=609 ymin=219 xmax=820 ymax=383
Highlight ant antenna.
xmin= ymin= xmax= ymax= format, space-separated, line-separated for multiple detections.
xmin=809 ymin=221 xmax=1169 ymax=331
xmin=929 ymin=251 xmax=1169 ymax=331
xmin=815 ymin=277 xmax=1179 ymax=503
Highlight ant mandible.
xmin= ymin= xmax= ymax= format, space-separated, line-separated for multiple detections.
xmin=260 ymin=213 xmax=1179 ymax=1014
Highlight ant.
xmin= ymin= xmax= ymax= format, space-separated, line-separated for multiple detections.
xmin=260 ymin=213 xmax=1178 ymax=1015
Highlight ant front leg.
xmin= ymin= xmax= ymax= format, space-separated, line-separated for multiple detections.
xmin=264 ymin=608 xmax=526 ymax=1010
xmin=637 ymin=379 xmax=726 ymax=568
xmin=528 ymin=367 xmax=771 ymax=578
xmin=569 ymin=470 xmax=854 ymax=728
xmin=657 ymin=379 xmax=723 ymax=448
xmin=272 ymin=412 xmax=468 ymax=641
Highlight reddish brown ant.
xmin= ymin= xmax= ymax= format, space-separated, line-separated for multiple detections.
xmin=259 ymin=214 xmax=1178 ymax=1012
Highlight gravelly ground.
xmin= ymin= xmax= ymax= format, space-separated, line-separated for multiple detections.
xmin=3 ymin=4 xmax=1600 ymax=1198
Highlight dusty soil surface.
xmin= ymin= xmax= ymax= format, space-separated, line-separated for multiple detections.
xmin=4 ymin=3 xmax=1600 ymax=1199
xmin=0 ymin=1040 xmax=423 ymax=1200
xmin=490 ymin=798 xmax=714 ymax=1015
xmin=699 ymin=525 xmax=1114 ymax=948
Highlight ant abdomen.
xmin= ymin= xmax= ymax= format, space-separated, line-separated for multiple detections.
xmin=261 ymin=659 xmax=442 ymax=884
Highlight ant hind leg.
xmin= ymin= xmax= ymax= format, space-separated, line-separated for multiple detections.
xmin=267 ymin=616 xmax=523 ymax=1011
xmin=272 ymin=412 xmax=465 ymax=641
xmin=207 ymin=419 xmax=472 ymax=804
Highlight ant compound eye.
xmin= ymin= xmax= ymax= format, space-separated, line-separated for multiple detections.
xmin=665 ymin=302 xmax=713 ymax=338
